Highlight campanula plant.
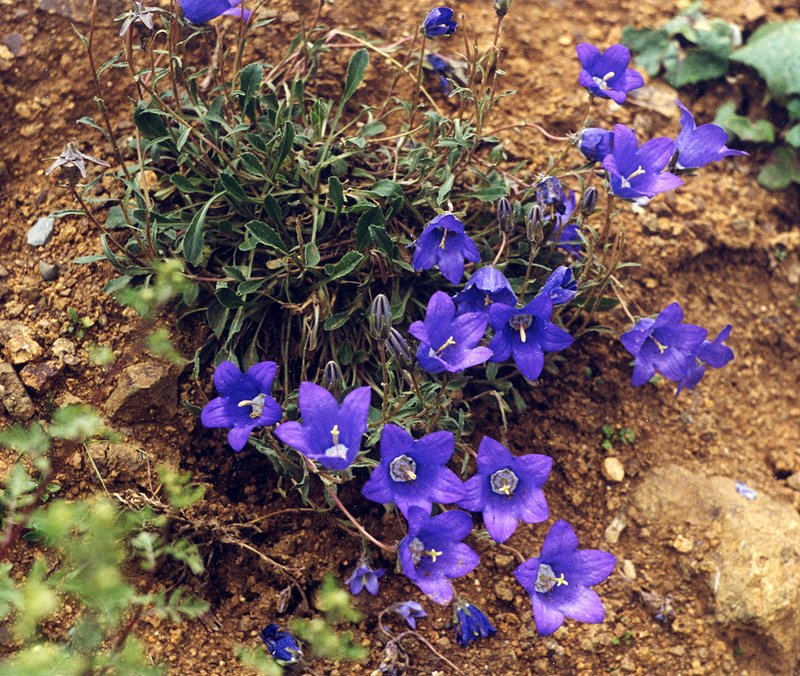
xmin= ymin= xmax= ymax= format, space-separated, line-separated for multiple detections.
xmin=345 ymin=561 xmax=385 ymax=596
xmin=422 ymin=7 xmax=457 ymax=37
xmin=674 ymin=100 xmax=748 ymax=170
xmin=453 ymin=266 xmax=517 ymax=316
xmin=576 ymin=43 xmax=644 ymax=104
xmin=412 ymin=213 xmax=481 ymax=285
xmin=259 ymin=624 xmax=303 ymax=665
xmin=454 ymin=601 xmax=497 ymax=647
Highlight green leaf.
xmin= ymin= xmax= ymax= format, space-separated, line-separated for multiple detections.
xmin=713 ymin=102 xmax=775 ymax=143
xmin=245 ymin=220 xmax=289 ymax=254
xmin=369 ymin=224 xmax=396 ymax=258
xmin=436 ymin=173 xmax=455 ymax=205
xmin=622 ymin=27 xmax=672 ymax=76
xmin=218 ymin=171 xmax=249 ymax=204
xmin=324 ymin=310 xmax=354 ymax=331
xmin=240 ymin=62 xmax=263 ymax=98
xmin=360 ymin=120 xmax=386 ymax=137
xmin=732 ymin=21 xmax=800 ymax=100
xmin=757 ymin=146 xmax=800 ymax=190
xmin=787 ymin=98 xmax=800 ymax=121
xmin=183 ymin=194 xmax=223 ymax=266
xmin=240 ymin=152 xmax=267 ymax=177
xmin=271 ymin=121 xmax=295 ymax=178
xmin=342 ymin=48 xmax=369 ymax=105
xmin=176 ymin=125 xmax=191 ymax=151
xmin=133 ymin=101 xmax=169 ymax=140
xmin=786 ymin=125 xmax=800 ymax=148
xmin=323 ymin=251 xmax=364 ymax=281
xmin=305 ymin=242 xmax=321 ymax=267
xmin=171 ymin=173 xmax=199 ymax=193
xmin=666 ymin=52 xmax=728 ymax=88
xmin=456 ymin=183 xmax=507 ymax=202
xmin=328 ymin=176 xmax=344 ymax=219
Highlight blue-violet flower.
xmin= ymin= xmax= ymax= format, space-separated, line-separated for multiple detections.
xmin=409 ymin=291 xmax=493 ymax=374
xmin=259 ymin=624 xmax=302 ymax=664
xmin=361 ymin=424 xmax=464 ymax=516
xmin=674 ymin=100 xmax=748 ymax=170
xmin=454 ymin=601 xmax=497 ymax=647
xmin=200 ymin=361 xmax=282 ymax=452
xmin=576 ymin=43 xmax=644 ymax=104
xmin=514 ymin=520 xmax=616 ymax=636
xmin=390 ymin=601 xmax=428 ymax=629
xmin=412 ymin=213 xmax=480 ymax=284
xmin=458 ymin=436 xmax=551 ymax=543
xmin=179 ymin=0 xmax=251 ymax=23
xmin=676 ymin=324 xmax=733 ymax=393
xmin=544 ymin=191 xmax=582 ymax=254
xmin=427 ymin=54 xmax=453 ymax=95
xmin=602 ymin=125 xmax=683 ymax=202
xmin=422 ymin=7 xmax=457 ymax=37
xmin=399 ymin=507 xmax=480 ymax=604
xmin=453 ymin=266 xmax=517 ymax=316
xmin=578 ymin=127 xmax=614 ymax=163
xmin=274 ymin=382 xmax=371 ymax=470
xmin=541 ymin=266 xmax=577 ymax=306
xmin=346 ymin=561 xmax=385 ymax=596
xmin=488 ymin=294 xmax=573 ymax=382
xmin=534 ymin=176 xmax=568 ymax=215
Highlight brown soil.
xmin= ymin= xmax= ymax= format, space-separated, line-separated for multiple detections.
xmin=2 ymin=0 xmax=800 ymax=675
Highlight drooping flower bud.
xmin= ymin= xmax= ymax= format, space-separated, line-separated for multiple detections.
xmin=534 ymin=176 xmax=567 ymax=215
xmin=370 ymin=294 xmax=392 ymax=340
xmin=323 ymin=360 xmax=343 ymax=393
xmin=496 ymin=197 xmax=514 ymax=234
xmin=577 ymin=127 xmax=614 ymax=163
xmin=580 ymin=186 xmax=598 ymax=216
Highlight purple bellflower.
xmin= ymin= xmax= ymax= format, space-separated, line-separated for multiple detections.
xmin=454 ymin=601 xmax=497 ymax=647
xmin=409 ymin=291 xmax=493 ymax=374
xmin=514 ymin=520 xmax=616 ymax=636
xmin=676 ymin=324 xmax=734 ymax=394
xmin=534 ymin=176 xmax=568 ymax=216
xmin=545 ymin=190 xmax=582 ymax=254
xmin=412 ymin=213 xmax=480 ymax=284
xmin=346 ymin=561 xmax=385 ymax=596
xmin=674 ymin=100 xmax=748 ymax=170
xmin=422 ymin=7 xmax=457 ymax=37
xmin=541 ymin=266 xmax=577 ymax=306
xmin=578 ymin=127 xmax=614 ymax=163
xmin=576 ymin=43 xmax=644 ymax=104
xmin=361 ymin=424 xmax=464 ymax=516
xmin=427 ymin=54 xmax=453 ymax=95
xmin=179 ymin=0 xmax=251 ymax=23
xmin=200 ymin=361 xmax=282 ymax=452
xmin=488 ymin=294 xmax=573 ymax=382
xmin=259 ymin=624 xmax=302 ymax=664
xmin=458 ymin=437 xmax=551 ymax=543
xmin=453 ymin=266 xmax=517 ymax=316
xmin=620 ymin=302 xmax=707 ymax=387
xmin=274 ymin=382 xmax=371 ymax=470
xmin=390 ymin=601 xmax=428 ymax=629
xmin=602 ymin=125 xmax=683 ymax=202
xmin=399 ymin=507 xmax=480 ymax=604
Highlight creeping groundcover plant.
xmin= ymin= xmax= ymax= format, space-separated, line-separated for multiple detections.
xmin=37 ymin=0 xmax=745 ymax=670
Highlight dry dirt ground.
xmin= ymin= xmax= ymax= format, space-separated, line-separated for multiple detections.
xmin=1 ymin=0 xmax=800 ymax=674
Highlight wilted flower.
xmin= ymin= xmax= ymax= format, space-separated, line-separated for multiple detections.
xmin=458 ymin=437 xmax=551 ymax=543
xmin=274 ymin=382 xmax=371 ymax=470
xmin=346 ymin=561 xmax=385 ymax=596
xmin=602 ymin=125 xmax=683 ymax=202
xmin=534 ymin=176 xmax=567 ymax=215
xmin=399 ymin=507 xmax=479 ymax=604
xmin=675 ymin=324 xmax=734 ymax=393
xmin=674 ymin=100 xmax=748 ymax=170
xmin=453 ymin=266 xmax=517 ymax=316
xmin=200 ymin=361 xmax=282 ymax=452
xmin=361 ymin=424 xmax=464 ymax=516
xmin=488 ymin=293 xmax=573 ymax=382
xmin=45 ymin=141 xmax=110 ymax=186
xmin=427 ymin=54 xmax=453 ymax=95
xmin=514 ymin=520 xmax=616 ymax=636
xmin=179 ymin=0 xmax=251 ymax=23
xmin=259 ymin=624 xmax=302 ymax=664
xmin=577 ymin=127 xmax=614 ymax=163
xmin=422 ymin=7 xmax=457 ymax=37
xmin=412 ymin=213 xmax=480 ymax=284
xmin=540 ymin=266 xmax=577 ymax=306
xmin=620 ymin=302 xmax=707 ymax=387
xmin=454 ymin=601 xmax=497 ymax=647
xmin=117 ymin=1 xmax=156 ymax=39
xmin=542 ymin=191 xmax=581 ymax=254
xmin=390 ymin=600 xmax=428 ymax=629
xmin=576 ymin=43 xmax=644 ymax=104
xmin=409 ymin=292 xmax=492 ymax=374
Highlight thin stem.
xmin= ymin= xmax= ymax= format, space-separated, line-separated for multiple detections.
xmin=490 ymin=233 xmax=507 ymax=266
xmin=324 ymin=483 xmax=395 ymax=553
xmin=408 ymin=33 xmax=427 ymax=130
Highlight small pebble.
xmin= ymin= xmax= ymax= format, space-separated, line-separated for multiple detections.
xmin=27 ymin=216 xmax=55 ymax=247
xmin=604 ymin=514 xmax=627 ymax=545
xmin=621 ymin=559 xmax=636 ymax=580
xmin=672 ymin=534 xmax=694 ymax=553
xmin=39 ymin=261 xmax=59 ymax=281
xmin=602 ymin=457 xmax=625 ymax=483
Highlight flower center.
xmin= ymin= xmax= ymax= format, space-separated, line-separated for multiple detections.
xmin=509 ymin=314 xmax=533 ymax=343
xmin=484 ymin=293 xmax=492 ymax=306
xmin=389 ymin=454 xmax=418 ymax=482
xmin=490 ymin=468 xmax=519 ymax=496
xmin=621 ymin=165 xmax=646 ymax=189
xmin=324 ymin=423 xmax=349 ymax=460
xmin=436 ymin=336 xmax=456 ymax=354
xmin=439 ymin=229 xmax=448 ymax=249
xmin=238 ymin=392 xmax=267 ymax=419
xmin=534 ymin=563 xmax=568 ymax=593
xmin=591 ymin=71 xmax=615 ymax=90
xmin=409 ymin=537 xmax=444 ymax=565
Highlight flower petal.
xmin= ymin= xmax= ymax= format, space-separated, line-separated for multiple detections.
xmin=227 ymin=424 xmax=253 ymax=452
xmin=530 ymin=592 xmax=566 ymax=636
xmin=247 ymin=361 xmax=277 ymax=392
xmin=483 ymin=502 xmax=519 ymax=543
xmin=565 ymin=549 xmax=617 ymax=586
xmin=214 ymin=361 xmax=245 ymax=394
xmin=540 ymin=520 xmax=579 ymax=561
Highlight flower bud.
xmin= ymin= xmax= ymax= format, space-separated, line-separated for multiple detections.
xmin=580 ymin=186 xmax=598 ymax=216
xmin=493 ymin=0 xmax=512 ymax=18
xmin=496 ymin=197 xmax=514 ymax=234
xmin=386 ymin=328 xmax=412 ymax=367
xmin=577 ymin=127 xmax=613 ymax=163
xmin=370 ymin=294 xmax=392 ymax=340
xmin=323 ymin=360 xmax=343 ymax=393
xmin=526 ymin=204 xmax=543 ymax=243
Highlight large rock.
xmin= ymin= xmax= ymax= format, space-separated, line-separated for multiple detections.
xmin=0 ymin=362 xmax=35 ymax=420
xmin=633 ymin=464 xmax=800 ymax=673
xmin=104 ymin=361 xmax=178 ymax=423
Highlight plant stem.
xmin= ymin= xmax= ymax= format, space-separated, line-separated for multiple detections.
xmin=324 ymin=483 xmax=395 ymax=553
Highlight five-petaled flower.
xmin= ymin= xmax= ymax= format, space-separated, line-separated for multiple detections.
xmin=602 ymin=125 xmax=683 ymax=202
xmin=412 ymin=213 xmax=480 ymax=284
xmin=399 ymin=507 xmax=480 ymax=604
xmin=274 ymin=382 xmax=371 ymax=470
xmin=488 ymin=293 xmax=573 ymax=382
xmin=45 ymin=140 xmax=110 ymax=185
xmin=345 ymin=561 xmax=385 ymax=596
xmin=390 ymin=600 xmax=428 ymax=629
xmin=676 ymin=324 xmax=734 ymax=394
xmin=200 ymin=361 xmax=282 ymax=452
xmin=361 ymin=424 xmax=464 ymax=516
xmin=674 ymin=100 xmax=748 ymax=170
xmin=259 ymin=624 xmax=303 ymax=664
xmin=422 ymin=7 xmax=457 ymax=37
xmin=514 ymin=520 xmax=616 ymax=636
xmin=453 ymin=266 xmax=517 ymax=316
xmin=409 ymin=291 xmax=493 ymax=374
xmin=458 ymin=437 xmax=551 ymax=543
xmin=454 ymin=601 xmax=497 ymax=647
xmin=576 ymin=43 xmax=644 ymax=104
xmin=179 ymin=0 xmax=251 ymax=23
xmin=619 ymin=302 xmax=707 ymax=387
